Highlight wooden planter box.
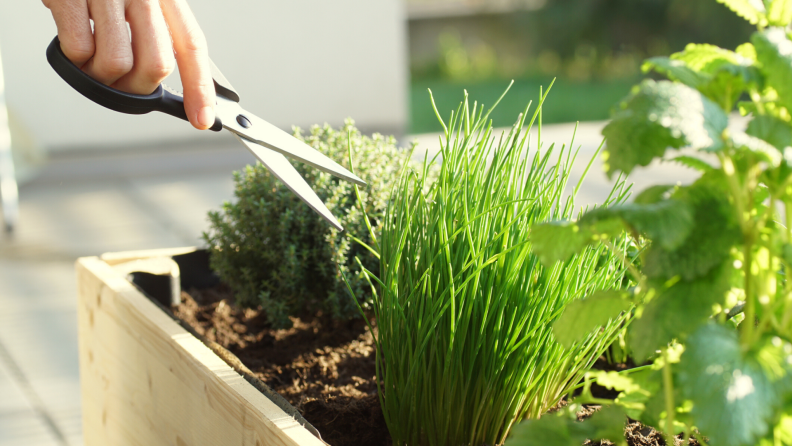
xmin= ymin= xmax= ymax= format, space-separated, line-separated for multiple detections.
xmin=76 ymin=247 xmax=324 ymax=446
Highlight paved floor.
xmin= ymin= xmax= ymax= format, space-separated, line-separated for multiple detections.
xmin=0 ymin=140 xmax=252 ymax=446
xmin=0 ymin=121 xmax=704 ymax=446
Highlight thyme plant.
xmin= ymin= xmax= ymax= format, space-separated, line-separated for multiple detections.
xmin=509 ymin=1 xmax=792 ymax=445
xmin=350 ymin=85 xmax=634 ymax=446
xmin=204 ymin=120 xmax=409 ymax=328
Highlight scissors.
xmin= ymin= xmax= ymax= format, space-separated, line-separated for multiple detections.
xmin=45 ymin=36 xmax=364 ymax=231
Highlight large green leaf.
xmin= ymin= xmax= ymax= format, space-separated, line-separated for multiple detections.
xmin=730 ymin=130 xmax=782 ymax=165
xmin=678 ymin=324 xmax=778 ymax=446
xmin=629 ymin=261 xmax=732 ymax=361
xmin=767 ymin=0 xmax=792 ymax=26
xmin=642 ymin=179 xmax=741 ymax=280
xmin=581 ymin=199 xmax=694 ymax=251
xmin=531 ymin=198 xmax=693 ymax=266
xmin=602 ymin=80 xmax=729 ymax=177
xmin=645 ymin=45 xmax=762 ymax=110
xmin=701 ymin=64 xmax=764 ymax=110
xmin=506 ymin=405 xmax=627 ymax=446
xmin=747 ymin=114 xmax=792 ymax=150
xmin=753 ymin=29 xmax=792 ymax=113
xmin=672 ymin=43 xmax=747 ymax=72
xmin=552 ymin=290 xmax=633 ymax=349
xmin=716 ymin=0 xmax=768 ymax=26
xmin=668 ymin=155 xmax=715 ymax=173
xmin=530 ymin=218 xmax=624 ymax=267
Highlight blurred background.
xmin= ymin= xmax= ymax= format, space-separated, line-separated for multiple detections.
xmin=406 ymin=0 xmax=754 ymax=133
xmin=0 ymin=1 xmax=750 ymax=445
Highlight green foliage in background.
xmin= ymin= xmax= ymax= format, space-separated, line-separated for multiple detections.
xmin=203 ymin=120 xmax=410 ymax=329
xmin=410 ymin=78 xmax=637 ymax=134
xmin=508 ymin=1 xmax=792 ymax=445
xmin=408 ymin=0 xmax=758 ymax=133
xmin=410 ymin=0 xmax=754 ymax=83
xmin=349 ymin=85 xmax=635 ymax=446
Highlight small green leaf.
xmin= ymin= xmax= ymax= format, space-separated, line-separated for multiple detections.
xmin=736 ymin=42 xmax=758 ymax=62
xmin=753 ymin=29 xmax=792 ymax=113
xmin=747 ymin=115 xmax=792 ymax=150
xmin=634 ymin=185 xmax=676 ymax=204
xmin=507 ymin=405 xmax=627 ymax=446
xmin=767 ymin=0 xmax=792 ymax=26
xmin=614 ymin=367 xmax=664 ymax=422
xmin=629 ymin=261 xmax=732 ymax=361
xmin=668 ymin=155 xmax=715 ymax=172
xmin=716 ymin=0 xmax=768 ymax=26
xmin=553 ymin=290 xmax=633 ymax=348
xmin=678 ymin=323 xmax=778 ymax=446
xmin=590 ymin=370 xmax=645 ymax=395
xmin=602 ymin=80 xmax=728 ymax=177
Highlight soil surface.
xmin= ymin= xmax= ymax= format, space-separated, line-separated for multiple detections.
xmin=173 ymin=285 xmax=388 ymax=446
xmin=172 ymin=285 xmax=696 ymax=446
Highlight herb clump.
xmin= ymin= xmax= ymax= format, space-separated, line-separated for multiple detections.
xmin=204 ymin=120 xmax=409 ymax=329
xmin=509 ymin=1 xmax=792 ymax=445
xmin=351 ymin=85 xmax=634 ymax=446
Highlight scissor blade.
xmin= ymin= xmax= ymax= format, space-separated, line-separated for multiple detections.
xmin=233 ymin=134 xmax=343 ymax=231
xmin=217 ymin=99 xmax=365 ymax=187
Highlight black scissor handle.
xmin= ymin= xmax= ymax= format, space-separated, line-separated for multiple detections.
xmin=46 ymin=36 xmax=223 ymax=131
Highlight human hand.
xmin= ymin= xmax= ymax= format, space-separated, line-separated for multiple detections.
xmin=42 ymin=0 xmax=215 ymax=130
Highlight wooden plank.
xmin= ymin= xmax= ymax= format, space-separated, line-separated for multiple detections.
xmin=100 ymin=247 xmax=198 ymax=265
xmin=76 ymin=255 xmax=324 ymax=446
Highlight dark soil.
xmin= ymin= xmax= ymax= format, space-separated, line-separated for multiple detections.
xmin=173 ymin=285 xmax=388 ymax=446
xmin=171 ymin=285 xmax=695 ymax=446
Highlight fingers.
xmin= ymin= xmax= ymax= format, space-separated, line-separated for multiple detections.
xmin=112 ymin=0 xmax=175 ymax=94
xmin=43 ymin=0 xmax=95 ymax=66
xmin=160 ymin=0 xmax=216 ymax=130
xmin=80 ymin=0 xmax=133 ymax=86
xmin=43 ymin=0 xmax=212 ymax=130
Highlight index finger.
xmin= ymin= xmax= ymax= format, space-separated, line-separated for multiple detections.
xmin=160 ymin=0 xmax=215 ymax=130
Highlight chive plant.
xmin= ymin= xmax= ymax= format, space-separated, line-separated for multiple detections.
xmin=349 ymin=84 xmax=634 ymax=446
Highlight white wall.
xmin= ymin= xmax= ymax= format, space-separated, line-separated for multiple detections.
xmin=0 ymin=0 xmax=407 ymax=153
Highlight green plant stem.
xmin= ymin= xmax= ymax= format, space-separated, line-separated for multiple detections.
xmin=720 ymin=153 xmax=746 ymax=233
xmin=749 ymin=88 xmax=766 ymax=115
xmin=662 ymin=348 xmax=676 ymax=445
xmin=783 ymin=200 xmax=792 ymax=330
xmin=742 ymin=242 xmax=756 ymax=346
xmin=786 ymin=197 xmax=792 ymax=244
xmin=721 ymin=151 xmax=759 ymax=346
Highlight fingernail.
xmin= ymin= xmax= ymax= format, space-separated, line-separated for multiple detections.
xmin=197 ymin=106 xmax=214 ymax=129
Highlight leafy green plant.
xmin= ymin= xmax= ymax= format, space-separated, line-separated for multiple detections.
xmin=509 ymin=1 xmax=792 ymax=445
xmin=348 ymin=84 xmax=635 ymax=446
xmin=203 ymin=120 xmax=410 ymax=329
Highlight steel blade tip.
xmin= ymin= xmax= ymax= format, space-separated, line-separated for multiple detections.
xmin=347 ymin=172 xmax=366 ymax=187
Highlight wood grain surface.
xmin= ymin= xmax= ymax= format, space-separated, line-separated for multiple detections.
xmin=75 ymin=254 xmax=324 ymax=446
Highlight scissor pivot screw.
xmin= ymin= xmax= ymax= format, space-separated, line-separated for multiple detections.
xmin=236 ymin=114 xmax=252 ymax=128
